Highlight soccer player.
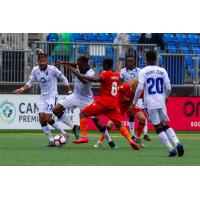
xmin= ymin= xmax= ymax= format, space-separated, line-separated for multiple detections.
xmin=71 ymin=58 xmax=140 ymax=150
xmin=53 ymin=56 xmax=116 ymax=148
xmin=12 ymin=53 xmax=73 ymax=147
xmin=129 ymin=50 xmax=184 ymax=157
xmin=120 ymin=54 xmax=151 ymax=141
xmin=94 ymin=78 xmax=146 ymax=148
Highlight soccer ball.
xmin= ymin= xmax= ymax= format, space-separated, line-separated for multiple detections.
xmin=54 ymin=134 xmax=66 ymax=147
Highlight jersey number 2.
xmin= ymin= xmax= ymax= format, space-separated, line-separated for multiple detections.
xmin=147 ymin=77 xmax=163 ymax=94
xmin=111 ymin=82 xmax=118 ymax=96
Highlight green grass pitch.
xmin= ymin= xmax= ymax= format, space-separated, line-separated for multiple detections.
xmin=0 ymin=131 xmax=199 ymax=166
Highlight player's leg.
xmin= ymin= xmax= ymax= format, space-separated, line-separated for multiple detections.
xmin=106 ymin=108 xmax=140 ymax=150
xmin=147 ymin=108 xmax=176 ymax=156
xmin=143 ymin=118 xmax=151 ymax=141
xmin=92 ymin=118 xmax=116 ymax=149
xmin=53 ymin=94 xmax=80 ymax=139
xmin=45 ymin=97 xmax=69 ymax=140
xmin=160 ymin=108 xmax=184 ymax=157
xmin=73 ymin=102 xmax=101 ymax=143
xmin=38 ymin=97 xmax=55 ymax=147
xmin=133 ymin=109 xmax=146 ymax=148
xmin=39 ymin=112 xmax=55 ymax=147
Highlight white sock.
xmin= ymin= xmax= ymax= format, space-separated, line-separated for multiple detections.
xmin=165 ymin=127 xmax=179 ymax=147
xmin=60 ymin=113 xmax=74 ymax=129
xmin=102 ymin=129 xmax=112 ymax=142
xmin=143 ymin=118 xmax=148 ymax=135
xmin=128 ymin=121 xmax=135 ymax=136
xmin=42 ymin=125 xmax=54 ymax=142
xmin=51 ymin=121 xmax=67 ymax=136
xmin=157 ymin=131 xmax=174 ymax=151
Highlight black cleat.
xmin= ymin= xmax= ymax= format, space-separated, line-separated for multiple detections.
xmin=42 ymin=141 xmax=56 ymax=147
xmin=143 ymin=135 xmax=151 ymax=141
xmin=135 ymin=138 xmax=145 ymax=148
xmin=108 ymin=141 xmax=117 ymax=149
xmin=168 ymin=149 xmax=177 ymax=157
xmin=131 ymin=135 xmax=136 ymax=141
xmin=176 ymin=143 xmax=184 ymax=157
xmin=73 ymin=125 xmax=80 ymax=140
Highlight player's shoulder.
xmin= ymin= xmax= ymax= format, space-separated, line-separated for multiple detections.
xmin=48 ymin=65 xmax=58 ymax=70
xmin=32 ymin=66 xmax=39 ymax=72
xmin=120 ymin=68 xmax=126 ymax=73
xmin=86 ymin=68 xmax=95 ymax=76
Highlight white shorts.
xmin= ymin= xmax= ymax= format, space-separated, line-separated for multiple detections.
xmin=58 ymin=93 xmax=94 ymax=110
xmin=38 ymin=95 xmax=57 ymax=114
xmin=147 ymin=107 xmax=169 ymax=125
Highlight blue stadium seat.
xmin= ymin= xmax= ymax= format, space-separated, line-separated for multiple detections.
xmin=167 ymin=44 xmax=179 ymax=53
xmin=191 ymin=45 xmax=200 ymax=54
xmin=98 ymin=33 xmax=112 ymax=42
xmin=186 ymin=56 xmax=195 ymax=78
xmin=77 ymin=44 xmax=88 ymax=53
xmin=176 ymin=33 xmax=189 ymax=44
xmin=179 ymin=44 xmax=191 ymax=54
xmin=92 ymin=56 xmax=104 ymax=73
xmin=86 ymin=33 xmax=99 ymax=42
xmin=47 ymin=33 xmax=59 ymax=42
xmin=129 ymin=33 xmax=138 ymax=43
xmin=164 ymin=33 xmax=176 ymax=43
xmin=70 ymin=33 xmax=85 ymax=42
xmin=188 ymin=34 xmax=200 ymax=44
xmin=111 ymin=33 xmax=117 ymax=41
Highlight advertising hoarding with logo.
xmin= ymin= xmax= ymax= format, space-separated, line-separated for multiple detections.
xmin=0 ymin=95 xmax=199 ymax=130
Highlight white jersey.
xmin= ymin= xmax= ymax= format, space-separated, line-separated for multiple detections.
xmin=26 ymin=65 xmax=69 ymax=97
xmin=120 ymin=67 xmax=140 ymax=83
xmin=73 ymin=69 xmax=95 ymax=102
xmin=138 ymin=65 xmax=171 ymax=109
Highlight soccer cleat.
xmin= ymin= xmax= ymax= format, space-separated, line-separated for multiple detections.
xmin=94 ymin=141 xmax=102 ymax=148
xmin=73 ymin=125 xmax=80 ymax=140
xmin=135 ymin=138 xmax=145 ymax=148
xmin=168 ymin=149 xmax=177 ymax=157
xmin=74 ymin=137 xmax=89 ymax=144
xmin=176 ymin=143 xmax=184 ymax=157
xmin=143 ymin=134 xmax=151 ymax=141
xmin=129 ymin=140 xmax=140 ymax=150
xmin=108 ymin=141 xmax=117 ymax=149
xmin=42 ymin=141 xmax=56 ymax=147
xmin=131 ymin=135 xmax=136 ymax=142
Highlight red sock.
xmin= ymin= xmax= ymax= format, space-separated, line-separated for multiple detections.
xmin=98 ymin=134 xmax=105 ymax=142
xmin=136 ymin=122 xmax=145 ymax=138
xmin=80 ymin=118 xmax=88 ymax=138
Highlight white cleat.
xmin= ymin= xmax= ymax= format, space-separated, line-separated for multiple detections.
xmin=94 ymin=141 xmax=102 ymax=148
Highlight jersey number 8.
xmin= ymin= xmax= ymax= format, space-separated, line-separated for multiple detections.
xmin=111 ymin=82 xmax=118 ymax=96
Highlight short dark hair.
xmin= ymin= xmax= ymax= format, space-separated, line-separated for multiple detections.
xmin=145 ymin=51 xmax=157 ymax=63
xmin=38 ymin=53 xmax=48 ymax=60
xmin=77 ymin=56 xmax=89 ymax=63
xmin=103 ymin=58 xmax=113 ymax=69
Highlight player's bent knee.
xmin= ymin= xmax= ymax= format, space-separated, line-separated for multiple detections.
xmin=163 ymin=125 xmax=170 ymax=131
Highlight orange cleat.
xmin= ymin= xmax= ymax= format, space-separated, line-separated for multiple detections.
xmin=129 ymin=140 xmax=140 ymax=150
xmin=74 ymin=137 xmax=89 ymax=144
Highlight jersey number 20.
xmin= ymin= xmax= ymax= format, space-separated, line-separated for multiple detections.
xmin=147 ymin=77 xmax=163 ymax=94
xmin=111 ymin=82 xmax=118 ymax=96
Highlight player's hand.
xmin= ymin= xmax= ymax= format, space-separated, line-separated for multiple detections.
xmin=128 ymin=104 xmax=135 ymax=116
xmin=12 ymin=88 xmax=23 ymax=95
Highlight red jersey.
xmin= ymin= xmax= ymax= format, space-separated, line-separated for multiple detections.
xmin=118 ymin=82 xmax=144 ymax=106
xmin=99 ymin=70 xmax=120 ymax=108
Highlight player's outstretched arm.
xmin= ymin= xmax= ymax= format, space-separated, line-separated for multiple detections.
xmin=12 ymin=84 xmax=29 ymax=95
xmin=56 ymin=61 xmax=77 ymax=69
xmin=74 ymin=71 xmax=101 ymax=83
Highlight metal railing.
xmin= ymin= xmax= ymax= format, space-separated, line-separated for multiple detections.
xmin=0 ymin=41 xmax=200 ymax=96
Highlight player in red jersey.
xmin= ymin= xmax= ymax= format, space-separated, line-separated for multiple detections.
xmin=71 ymin=58 xmax=140 ymax=150
xmin=94 ymin=78 xmax=147 ymax=148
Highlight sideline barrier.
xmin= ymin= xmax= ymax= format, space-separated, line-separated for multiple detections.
xmin=0 ymin=95 xmax=200 ymax=131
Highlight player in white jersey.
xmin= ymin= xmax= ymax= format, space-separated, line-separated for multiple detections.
xmin=130 ymin=51 xmax=184 ymax=157
xmin=120 ymin=55 xmax=151 ymax=142
xmin=53 ymin=56 xmax=116 ymax=148
xmin=12 ymin=53 xmax=73 ymax=147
